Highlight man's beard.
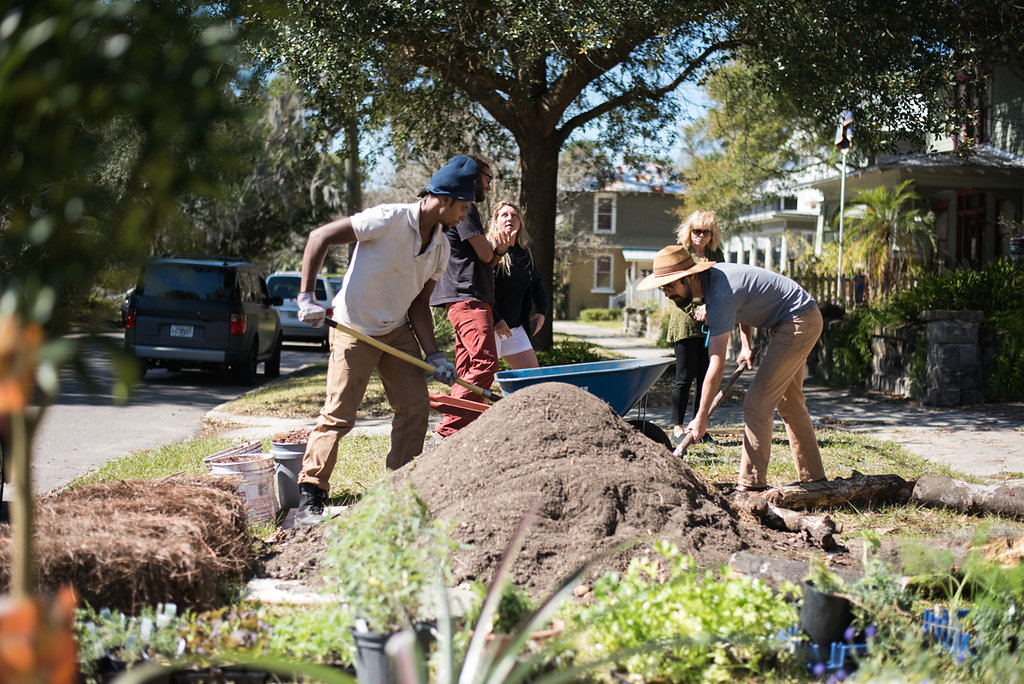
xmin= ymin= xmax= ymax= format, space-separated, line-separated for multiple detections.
xmin=671 ymin=295 xmax=693 ymax=310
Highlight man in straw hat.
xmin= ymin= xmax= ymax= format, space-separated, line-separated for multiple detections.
xmin=291 ymin=155 xmax=479 ymax=525
xmin=638 ymin=244 xmax=826 ymax=492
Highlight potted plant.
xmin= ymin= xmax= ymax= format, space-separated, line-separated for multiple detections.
xmin=318 ymin=479 xmax=457 ymax=684
xmin=800 ymin=555 xmax=854 ymax=656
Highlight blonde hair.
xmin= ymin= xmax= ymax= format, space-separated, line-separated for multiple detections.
xmin=487 ymin=201 xmax=531 ymax=275
xmin=676 ymin=210 xmax=721 ymax=254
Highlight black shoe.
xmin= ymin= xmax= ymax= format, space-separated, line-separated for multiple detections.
xmin=295 ymin=483 xmax=327 ymax=526
xmin=700 ymin=433 xmax=717 ymax=444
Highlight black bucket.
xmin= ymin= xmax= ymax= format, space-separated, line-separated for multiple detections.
xmin=799 ymin=581 xmax=853 ymax=655
xmin=351 ymin=629 xmax=396 ymax=684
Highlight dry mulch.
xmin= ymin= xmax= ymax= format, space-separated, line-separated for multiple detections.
xmin=0 ymin=477 xmax=255 ymax=613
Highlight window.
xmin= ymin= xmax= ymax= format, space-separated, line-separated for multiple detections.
xmin=593 ymin=254 xmax=614 ymax=292
xmin=955 ymin=69 xmax=993 ymax=146
xmin=593 ymin=193 xmax=616 ymax=234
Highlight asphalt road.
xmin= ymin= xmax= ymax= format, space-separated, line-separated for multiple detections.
xmin=18 ymin=333 xmax=326 ymax=497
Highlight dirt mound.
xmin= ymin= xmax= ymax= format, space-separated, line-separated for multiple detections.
xmin=0 ymin=478 xmax=254 ymax=612
xmin=401 ymin=382 xmax=791 ymax=596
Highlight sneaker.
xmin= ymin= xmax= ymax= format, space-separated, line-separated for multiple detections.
xmin=295 ymin=483 xmax=327 ymax=526
xmin=700 ymin=433 xmax=717 ymax=445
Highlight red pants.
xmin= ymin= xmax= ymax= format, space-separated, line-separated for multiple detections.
xmin=434 ymin=301 xmax=497 ymax=437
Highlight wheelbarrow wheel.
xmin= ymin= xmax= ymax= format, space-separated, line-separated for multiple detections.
xmin=627 ymin=419 xmax=672 ymax=450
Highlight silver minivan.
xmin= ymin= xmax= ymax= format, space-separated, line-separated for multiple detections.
xmin=124 ymin=256 xmax=283 ymax=385
xmin=266 ymin=272 xmax=335 ymax=350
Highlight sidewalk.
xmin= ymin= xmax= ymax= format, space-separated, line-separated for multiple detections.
xmin=555 ymin=321 xmax=1024 ymax=481
xmin=207 ymin=321 xmax=1023 ymax=481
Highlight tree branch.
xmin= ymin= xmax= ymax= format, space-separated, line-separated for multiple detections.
xmin=558 ymin=39 xmax=743 ymax=139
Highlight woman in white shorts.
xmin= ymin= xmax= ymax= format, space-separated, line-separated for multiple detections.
xmin=487 ymin=201 xmax=547 ymax=369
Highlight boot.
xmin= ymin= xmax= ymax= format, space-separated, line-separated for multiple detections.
xmin=295 ymin=482 xmax=327 ymax=526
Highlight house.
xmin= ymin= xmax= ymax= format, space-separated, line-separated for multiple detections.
xmin=556 ymin=164 xmax=686 ymax=319
xmin=735 ymin=63 xmax=1024 ymax=276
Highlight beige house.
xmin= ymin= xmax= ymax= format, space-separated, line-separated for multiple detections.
xmin=557 ymin=165 xmax=686 ymax=319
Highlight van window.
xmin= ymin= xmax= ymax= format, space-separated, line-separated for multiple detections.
xmin=140 ymin=265 xmax=231 ymax=301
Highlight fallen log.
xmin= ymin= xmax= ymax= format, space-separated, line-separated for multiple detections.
xmin=764 ymin=470 xmax=915 ymax=511
xmin=912 ymin=476 xmax=1024 ymax=519
xmin=731 ymin=493 xmax=840 ymax=550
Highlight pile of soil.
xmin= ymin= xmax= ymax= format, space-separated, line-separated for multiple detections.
xmin=0 ymin=478 xmax=254 ymax=612
xmin=394 ymin=382 xmax=800 ymax=596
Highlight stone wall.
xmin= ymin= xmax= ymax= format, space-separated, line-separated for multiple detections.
xmin=858 ymin=310 xmax=985 ymax=406
xmin=920 ymin=310 xmax=985 ymax=406
xmin=869 ymin=323 xmax=921 ymax=397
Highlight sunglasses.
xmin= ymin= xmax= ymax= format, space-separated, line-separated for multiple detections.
xmin=481 ymin=171 xmax=493 ymax=182
xmin=691 ymin=229 xmax=711 ymax=236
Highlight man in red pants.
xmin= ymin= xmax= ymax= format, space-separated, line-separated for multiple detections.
xmin=428 ymin=155 xmax=514 ymax=441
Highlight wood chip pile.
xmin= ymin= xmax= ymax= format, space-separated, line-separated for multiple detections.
xmin=0 ymin=477 xmax=255 ymax=613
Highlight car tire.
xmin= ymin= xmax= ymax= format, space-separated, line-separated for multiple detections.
xmin=265 ymin=335 xmax=282 ymax=379
xmin=233 ymin=341 xmax=259 ymax=386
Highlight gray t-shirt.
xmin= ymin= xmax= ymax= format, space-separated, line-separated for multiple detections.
xmin=701 ymin=263 xmax=817 ymax=337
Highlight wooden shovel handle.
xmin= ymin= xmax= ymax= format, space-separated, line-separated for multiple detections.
xmin=673 ymin=363 xmax=748 ymax=457
xmin=324 ymin=318 xmax=502 ymax=402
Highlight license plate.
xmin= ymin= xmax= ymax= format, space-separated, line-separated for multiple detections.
xmin=170 ymin=325 xmax=194 ymax=338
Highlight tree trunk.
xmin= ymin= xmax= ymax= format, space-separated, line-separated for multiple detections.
xmin=763 ymin=471 xmax=915 ymax=510
xmin=912 ymin=476 xmax=1024 ymax=519
xmin=517 ymin=137 xmax=562 ymax=351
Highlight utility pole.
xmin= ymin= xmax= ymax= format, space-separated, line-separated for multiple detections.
xmin=834 ymin=109 xmax=853 ymax=298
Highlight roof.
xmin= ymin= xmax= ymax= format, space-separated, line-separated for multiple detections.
xmin=578 ymin=162 xmax=686 ymax=194
xmin=621 ymin=248 xmax=662 ymax=262
xmin=807 ymin=146 xmax=1024 ymax=189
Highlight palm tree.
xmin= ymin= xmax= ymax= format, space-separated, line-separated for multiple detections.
xmin=842 ymin=180 xmax=936 ymax=297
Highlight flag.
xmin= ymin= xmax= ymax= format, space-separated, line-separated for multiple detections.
xmin=835 ymin=109 xmax=853 ymax=150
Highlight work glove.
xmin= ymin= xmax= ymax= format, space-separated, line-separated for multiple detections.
xmin=296 ymin=291 xmax=326 ymax=327
xmin=426 ymin=351 xmax=457 ymax=386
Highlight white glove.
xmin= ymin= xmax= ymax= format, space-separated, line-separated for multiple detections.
xmin=425 ymin=352 xmax=457 ymax=386
xmin=296 ymin=291 xmax=325 ymax=327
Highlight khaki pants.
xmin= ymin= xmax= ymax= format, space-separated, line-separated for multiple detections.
xmin=299 ymin=324 xmax=429 ymax=489
xmin=739 ymin=307 xmax=825 ymax=488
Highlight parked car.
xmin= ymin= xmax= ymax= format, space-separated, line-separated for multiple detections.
xmin=123 ymin=255 xmax=283 ymax=385
xmin=265 ymin=272 xmax=335 ymax=349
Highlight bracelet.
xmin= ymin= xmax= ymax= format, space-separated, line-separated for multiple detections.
xmin=494 ymin=250 xmax=507 ymax=258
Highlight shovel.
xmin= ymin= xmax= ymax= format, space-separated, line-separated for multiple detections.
xmin=673 ymin=362 xmax=749 ymax=457
xmin=324 ymin=318 xmax=503 ymax=402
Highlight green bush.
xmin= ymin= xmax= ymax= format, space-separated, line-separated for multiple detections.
xmin=986 ymin=311 xmax=1024 ymax=402
xmin=578 ymin=308 xmax=622 ymax=322
xmin=557 ymin=541 xmax=800 ymax=682
xmin=536 ymin=340 xmax=604 ymax=366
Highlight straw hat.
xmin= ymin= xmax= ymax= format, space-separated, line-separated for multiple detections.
xmin=636 ymin=245 xmax=717 ymax=290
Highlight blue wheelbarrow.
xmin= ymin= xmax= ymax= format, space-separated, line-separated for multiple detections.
xmin=495 ymin=357 xmax=674 ymax=448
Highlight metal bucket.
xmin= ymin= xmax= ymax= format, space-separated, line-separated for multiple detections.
xmin=206 ymin=452 xmax=279 ymax=523
xmin=269 ymin=441 xmax=306 ymax=510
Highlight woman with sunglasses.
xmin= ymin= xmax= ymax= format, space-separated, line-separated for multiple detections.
xmin=665 ymin=210 xmax=724 ymax=444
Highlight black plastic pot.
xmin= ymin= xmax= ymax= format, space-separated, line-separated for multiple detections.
xmin=800 ymin=580 xmax=853 ymax=655
xmin=351 ymin=629 xmax=396 ymax=684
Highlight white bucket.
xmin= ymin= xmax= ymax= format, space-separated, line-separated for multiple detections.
xmin=206 ymin=452 xmax=279 ymax=523
xmin=269 ymin=441 xmax=306 ymax=510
